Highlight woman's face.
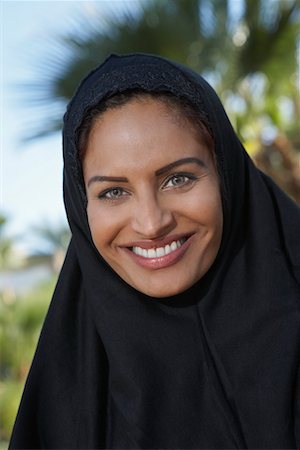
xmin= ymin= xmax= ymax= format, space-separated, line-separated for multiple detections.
xmin=83 ymin=98 xmax=223 ymax=298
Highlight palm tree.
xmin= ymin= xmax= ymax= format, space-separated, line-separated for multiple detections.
xmin=22 ymin=0 xmax=300 ymax=201
xmin=26 ymin=223 xmax=71 ymax=273
xmin=24 ymin=0 xmax=299 ymax=133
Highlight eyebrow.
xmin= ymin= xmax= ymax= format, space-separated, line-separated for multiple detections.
xmin=87 ymin=175 xmax=128 ymax=188
xmin=87 ymin=157 xmax=206 ymax=188
xmin=155 ymin=157 xmax=206 ymax=176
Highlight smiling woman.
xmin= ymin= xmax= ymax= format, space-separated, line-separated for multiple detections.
xmin=9 ymin=54 xmax=300 ymax=449
xmin=82 ymin=94 xmax=223 ymax=297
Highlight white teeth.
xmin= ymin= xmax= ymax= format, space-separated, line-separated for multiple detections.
xmin=165 ymin=244 xmax=171 ymax=255
xmin=170 ymin=241 xmax=177 ymax=251
xmin=132 ymin=238 xmax=187 ymax=258
xmin=156 ymin=247 xmax=165 ymax=257
xmin=148 ymin=248 xmax=156 ymax=258
xmin=136 ymin=246 xmax=143 ymax=256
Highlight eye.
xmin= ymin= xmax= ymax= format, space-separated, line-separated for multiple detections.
xmin=99 ymin=187 xmax=127 ymax=201
xmin=163 ymin=173 xmax=196 ymax=189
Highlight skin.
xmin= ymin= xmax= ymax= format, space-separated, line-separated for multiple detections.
xmin=83 ymin=98 xmax=223 ymax=298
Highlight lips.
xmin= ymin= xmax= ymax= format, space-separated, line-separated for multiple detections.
xmin=121 ymin=234 xmax=193 ymax=270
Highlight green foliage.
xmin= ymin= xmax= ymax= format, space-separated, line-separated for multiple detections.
xmin=20 ymin=0 xmax=299 ymax=201
xmin=23 ymin=0 xmax=299 ymax=149
xmin=0 ymin=278 xmax=55 ymax=441
xmin=0 ymin=214 xmax=14 ymax=270
xmin=0 ymin=381 xmax=23 ymax=443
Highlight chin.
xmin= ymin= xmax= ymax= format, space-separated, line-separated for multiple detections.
xmin=132 ymin=277 xmax=196 ymax=299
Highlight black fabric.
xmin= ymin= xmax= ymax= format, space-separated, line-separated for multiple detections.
xmin=9 ymin=53 xmax=300 ymax=449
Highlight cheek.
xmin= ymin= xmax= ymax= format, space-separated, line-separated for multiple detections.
xmin=202 ymin=194 xmax=223 ymax=229
xmin=182 ymin=183 xmax=223 ymax=229
xmin=87 ymin=200 xmax=133 ymax=256
xmin=87 ymin=203 xmax=118 ymax=250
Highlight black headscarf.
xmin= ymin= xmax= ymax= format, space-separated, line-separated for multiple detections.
xmin=10 ymin=53 xmax=300 ymax=449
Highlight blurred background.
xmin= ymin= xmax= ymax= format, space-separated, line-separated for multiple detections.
xmin=1 ymin=0 xmax=299 ymax=445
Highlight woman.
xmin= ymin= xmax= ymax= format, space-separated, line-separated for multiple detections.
xmin=10 ymin=53 xmax=300 ymax=449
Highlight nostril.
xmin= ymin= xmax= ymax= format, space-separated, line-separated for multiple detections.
xmin=132 ymin=203 xmax=176 ymax=237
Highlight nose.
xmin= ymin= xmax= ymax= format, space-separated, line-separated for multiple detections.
xmin=131 ymin=193 xmax=175 ymax=238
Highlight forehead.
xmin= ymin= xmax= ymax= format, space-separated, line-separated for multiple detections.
xmin=83 ymin=98 xmax=214 ymax=177
xmin=93 ymin=95 xmax=198 ymax=132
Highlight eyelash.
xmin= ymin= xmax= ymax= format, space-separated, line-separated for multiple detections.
xmin=162 ymin=172 xmax=198 ymax=189
xmin=98 ymin=173 xmax=198 ymax=202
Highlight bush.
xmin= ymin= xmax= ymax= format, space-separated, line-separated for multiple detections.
xmin=0 ymin=277 xmax=55 ymax=442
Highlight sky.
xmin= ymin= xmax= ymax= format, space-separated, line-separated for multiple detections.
xmin=1 ymin=0 xmax=133 ymax=253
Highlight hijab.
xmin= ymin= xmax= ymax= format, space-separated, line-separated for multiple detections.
xmin=9 ymin=53 xmax=300 ymax=449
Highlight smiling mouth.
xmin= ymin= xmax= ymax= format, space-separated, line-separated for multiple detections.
xmin=123 ymin=234 xmax=193 ymax=270
xmin=131 ymin=237 xmax=187 ymax=259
